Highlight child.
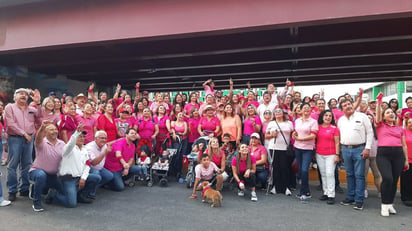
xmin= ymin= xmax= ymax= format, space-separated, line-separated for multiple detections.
xmin=221 ymin=133 xmax=235 ymax=158
xmin=136 ymin=145 xmax=151 ymax=181
xmin=155 ymin=150 xmax=170 ymax=168
xmin=189 ymin=154 xmax=223 ymax=199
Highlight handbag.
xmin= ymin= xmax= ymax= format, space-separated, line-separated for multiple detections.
xmin=274 ymin=120 xmax=294 ymax=157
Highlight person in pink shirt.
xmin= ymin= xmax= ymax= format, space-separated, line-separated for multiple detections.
xmin=29 ymin=121 xmax=65 ymax=212
xmin=198 ymin=94 xmax=216 ymax=117
xmin=59 ymin=102 xmax=79 ymax=143
xmin=232 ymin=143 xmax=258 ymax=201
xmin=401 ymin=118 xmax=412 ymax=206
xmin=292 ymin=102 xmax=318 ymax=200
xmin=183 ymin=93 xmax=200 ymax=117
xmin=104 ymin=128 xmax=139 ymax=191
xmin=243 ymin=91 xmax=260 ymax=112
xmin=198 ymin=105 xmax=220 ymax=138
xmin=97 ymin=103 xmax=120 ymax=142
xmin=316 ymin=110 xmax=340 ymax=205
xmin=35 ymin=97 xmax=61 ymax=131
xmin=375 ymin=93 xmax=408 ymax=216
xmin=202 ymin=79 xmax=216 ymax=97
xmin=249 ymin=133 xmax=268 ymax=189
xmin=171 ymin=112 xmax=188 ymax=178
xmin=188 ymin=107 xmax=201 ymax=149
xmin=150 ymin=93 xmax=169 ymax=116
xmin=134 ymin=107 xmax=159 ymax=156
xmin=76 ymin=103 xmax=97 ymax=144
xmin=154 ymin=105 xmax=171 ymax=155
xmin=189 ymin=154 xmax=223 ymax=199
xmin=242 ymin=104 xmax=262 ymax=144
xmin=114 ymin=108 xmax=133 ymax=138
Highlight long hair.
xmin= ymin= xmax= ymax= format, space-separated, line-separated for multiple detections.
xmin=207 ymin=137 xmax=221 ymax=159
xmin=236 ymin=144 xmax=251 ymax=175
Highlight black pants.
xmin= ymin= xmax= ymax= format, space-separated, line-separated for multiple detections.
xmin=401 ymin=163 xmax=412 ymax=202
xmin=272 ymin=149 xmax=293 ymax=193
xmin=238 ymin=173 xmax=256 ymax=189
xmin=376 ymin=147 xmax=405 ymax=204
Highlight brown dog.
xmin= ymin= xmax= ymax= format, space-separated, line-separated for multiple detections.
xmin=197 ymin=181 xmax=222 ymax=207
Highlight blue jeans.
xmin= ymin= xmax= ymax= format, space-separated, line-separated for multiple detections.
xmin=54 ymin=174 xmax=101 ymax=208
xmin=108 ymin=165 xmax=139 ymax=192
xmin=295 ymin=148 xmax=313 ymax=195
xmin=342 ymin=145 xmax=365 ymax=203
xmin=136 ymin=165 xmax=149 ymax=176
xmin=0 ymin=138 xmax=2 ymax=162
xmin=241 ymin=135 xmax=251 ymax=145
xmin=0 ymin=173 xmax=3 ymax=201
xmin=7 ymin=135 xmax=33 ymax=194
xmin=89 ymin=168 xmax=114 ymax=196
xmin=29 ymin=169 xmax=62 ymax=203
xmin=256 ymin=169 xmax=269 ymax=188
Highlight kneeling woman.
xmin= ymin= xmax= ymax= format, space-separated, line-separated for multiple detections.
xmin=232 ymin=143 xmax=258 ymax=201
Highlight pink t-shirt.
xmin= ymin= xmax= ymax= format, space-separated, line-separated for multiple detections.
xmin=316 ymin=125 xmax=340 ymax=155
xmin=199 ymin=116 xmax=220 ymax=135
xmin=114 ymin=118 xmax=133 ymax=137
xmin=294 ymin=117 xmax=318 ymax=150
xmin=76 ymin=115 xmax=97 ymax=144
xmin=154 ymin=115 xmax=170 ymax=135
xmin=104 ymin=138 xmax=135 ymax=172
xmin=332 ymin=108 xmax=344 ymax=122
xmin=231 ymin=155 xmax=257 ymax=175
xmin=404 ymin=129 xmax=412 ymax=163
xmin=375 ymin=122 xmax=403 ymax=147
xmin=184 ymin=103 xmax=199 ymax=116
xmin=249 ymin=145 xmax=268 ymax=168
xmin=135 ymin=118 xmax=155 ymax=139
xmin=204 ymin=85 xmax=215 ymax=97
xmin=188 ymin=117 xmax=200 ymax=143
xmin=195 ymin=162 xmax=219 ymax=180
xmin=243 ymin=115 xmax=262 ymax=135
xmin=30 ymin=138 xmax=65 ymax=174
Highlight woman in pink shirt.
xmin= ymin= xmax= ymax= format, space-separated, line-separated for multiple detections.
xmin=154 ymin=105 xmax=171 ymax=155
xmin=249 ymin=133 xmax=268 ymax=189
xmin=188 ymin=107 xmax=201 ymax=149
xmin=59 ymin=102 xmax=79 ymax=143
xmin=76 ymin=102 xmax=97 ymax=144
xmin=183 ymin=93 xmax=200 ymax=117
xmin=375 ymin=93 xmax=408 ymax=216
xmin=134 ymin=107 xmax=159 ymax=156
xmin=316 ymin=110 xmax=340 ymax=204
xmin=242 ymin=104 xmax=262 ymax=145
xmin=232 ymin=143 xmax=258 ymax=201
xmin=401 ymin=118 xmax=412 ymax=206
xmin=97 ymin=103 xmax=120 ymax=142
xmin=292 ymin=102 xmax=318 ymax=200
xmin=36 ymin=97 xmax=61 ymax=130
xmin=198 ymin=105 xmax=220 ymax=138
xmin=171 ymin=112 xmax=188 ymax=178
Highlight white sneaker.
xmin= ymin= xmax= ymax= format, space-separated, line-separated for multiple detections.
xmin=285 ymin=188 xmax=292 ymax=196
xmin=251 ymin=191 xmax=258 ymax=201
xmin=388 ymin=204 xmax=397 ymax=214
xmin=381 ymin=204 xmax=389 ymax=217
xmin=0 ymin=200 xmax=11 ymax=207
xmin=364 ymin=189 xmax=368 ymax=199
xmin=238 ymin=190 xmax=244 ymax=197
xmin=270 ymin=187 xmax=277 ymax=194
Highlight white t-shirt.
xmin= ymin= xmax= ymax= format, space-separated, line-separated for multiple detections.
xmin=266 ymin=121 xmax=294 ymax=150
xmin=257 ymin=102 xmax=277 ymax=122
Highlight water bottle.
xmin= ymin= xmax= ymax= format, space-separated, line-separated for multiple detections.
xmin=1 ymin=127 xmax=6 ymax=144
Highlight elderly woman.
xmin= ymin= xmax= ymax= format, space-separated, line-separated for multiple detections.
xmin=220 ymin=104 xmax=242 ymax=147
xmin=36 ymin=97 xmax=61 ymax=130
xmin=375 ymin=93 xmax=408 ymax=216
xmin=198 ymin=105 xmax=220 ymax=138
xmin=249 ymin=133 xmax=268 ymax=189
xmin=242 ymin=104 xmax=262 ymax=144
xmin=232 ymin=143 xmax=258 ymax=201
xmin=97 ymin=103 xmax=120 ymax=142
xmin=292 ymin=103 xmax=318 ymax=200
xmin=199 ymin=94 xmax=216 ymax=116
xmin=134 ymin=107 xmax=159 ymax=155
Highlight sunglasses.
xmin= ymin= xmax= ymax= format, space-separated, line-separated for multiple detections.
xmin=264 ymin=111 xmax=272 ymax=115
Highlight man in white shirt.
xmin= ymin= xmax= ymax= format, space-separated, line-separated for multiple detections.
xmin=337 ymin=99 xmax=373 ymax=211
xmin=257 ymin=92 xmax=276 ymax=122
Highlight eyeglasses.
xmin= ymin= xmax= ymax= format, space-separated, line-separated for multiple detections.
xmin=264 ymin=111 xmax=272 ymax=114
xmin=274 ymin=109 xmax=283 ymax=113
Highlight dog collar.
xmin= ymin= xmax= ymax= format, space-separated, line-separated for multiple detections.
xmin=201 ymin=186 xmax=212 ymax=197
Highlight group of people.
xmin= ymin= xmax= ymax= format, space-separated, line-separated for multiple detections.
xmin=0 ymin=78 xmax=410 ymax=217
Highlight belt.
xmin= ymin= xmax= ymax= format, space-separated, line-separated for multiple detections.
xmin=9 ymin=134 xmax=32 ymax=138
xmin=60 ymin=174 xmax=80 ymax=181
xmin=342 ymin=143 xmax=365 ymax=149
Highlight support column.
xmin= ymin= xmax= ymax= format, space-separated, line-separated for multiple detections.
xmin=397 ymin=81 xmax=405 ymax=108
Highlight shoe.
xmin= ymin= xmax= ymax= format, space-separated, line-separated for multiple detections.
xmin=20 ymin=190 xmax=29 ymax=197
xmin=32 ymin=201 xmax=44 ymax=212
xmin=340 ymin=198 xmax=355 ymax=206
xmin=78 ymin=194 xmax=93 ymax=204
xmin=335 ymin=185 xmax=344 ymax=194
xmin=270 ymin=187 xmax=277 ymax=194
xmin=238 ymin=190 xmax=245 ymax=197
xmin=353 ymin=202 xmax=363 ymax=210
xmin=251 ymin=191 xmax=258 ymax=202
xmin=327 ymin=197 xmax=335 ymax=205
xmin=1 ymin=161 xmax=6 ymax=166
xmin=29 ymin=184 xmax=34 ymax=200
xmin=388 ymin=204 xmax=397 ymax=214
xmin=300 ymin=195 xmax=311 ymax=201
xmin=8 ymin=193 xmax=16 ymax=202
xmin=285 ymin=188 xmax=292 ymax=196
xmin=364 ymin=189 xmax=368 ymax=199
xmin=145 ymin=175 xmax=150 ymax=181
xmin=304 ymin=193 xmax=312 ymax=199
xmin=381 ymin=204 xmax=389 ymax=216
xmin=319 ymin=195 xmax=328 ymax=201
xmin=0 ymin=200 xmax=11 ymax=207
xmin=45 ymin=189 xmax=56 ymax=204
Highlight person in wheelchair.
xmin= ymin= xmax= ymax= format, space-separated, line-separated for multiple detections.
xmin=189 ymin=154 xmax=223 ymax=199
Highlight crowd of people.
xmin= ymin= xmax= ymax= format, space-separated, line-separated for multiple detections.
xmin=0 ymin=78 xmax=411 ymax=217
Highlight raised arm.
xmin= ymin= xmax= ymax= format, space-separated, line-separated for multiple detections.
xmin=88 ymin=83 xmax=98 ymax=104
xmin=35 ymin=120 xmax=52 ymax=148
xmin=375 ymin=92 xmax=383 ymax=125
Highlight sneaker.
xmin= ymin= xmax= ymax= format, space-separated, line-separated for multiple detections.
xmin=285 ymin=188 xmax=292 ymax=196
xmin=353 ymin=202 xmax=363 ymax=210
xmin=300 ymin=195 xmax=311 ymax=201
xmin=145 ymin=175 xmax=150 ymax=181
xmin=29 ymin=184 xmax=34 ymax=200
xmin=251 ymin=191 xmax=258 ymax=201
xmin=238 ymin=190 xmax=245 ymax=197
xmin=8 ymin=193 xmax=16 ymax=202
xmin=327 ymin=197 xmax=335 ymax=205
xmin=364 ymin=189 xmax=368 ymax=199
xmin=335 ymin=185 xmax=344 ymax=194
xmin=0 ymin=200 xmax=11 ymax=207
xmin=270 ymin=187 xmax=277 ymax=194
xmin=304 ymin=193 xmax=312 ymax=199
xmin=340 ymin=198 xmax=355 ymax=206
xmin=20 ymin=190 xmax=29 ymax=197
xmin=319 ymin=195 xmax=328 ymax=201
xmin=1 ymin=161 xmax=6 ymax=166
xmin=32 ymin=201 xmax=44 ymax=212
